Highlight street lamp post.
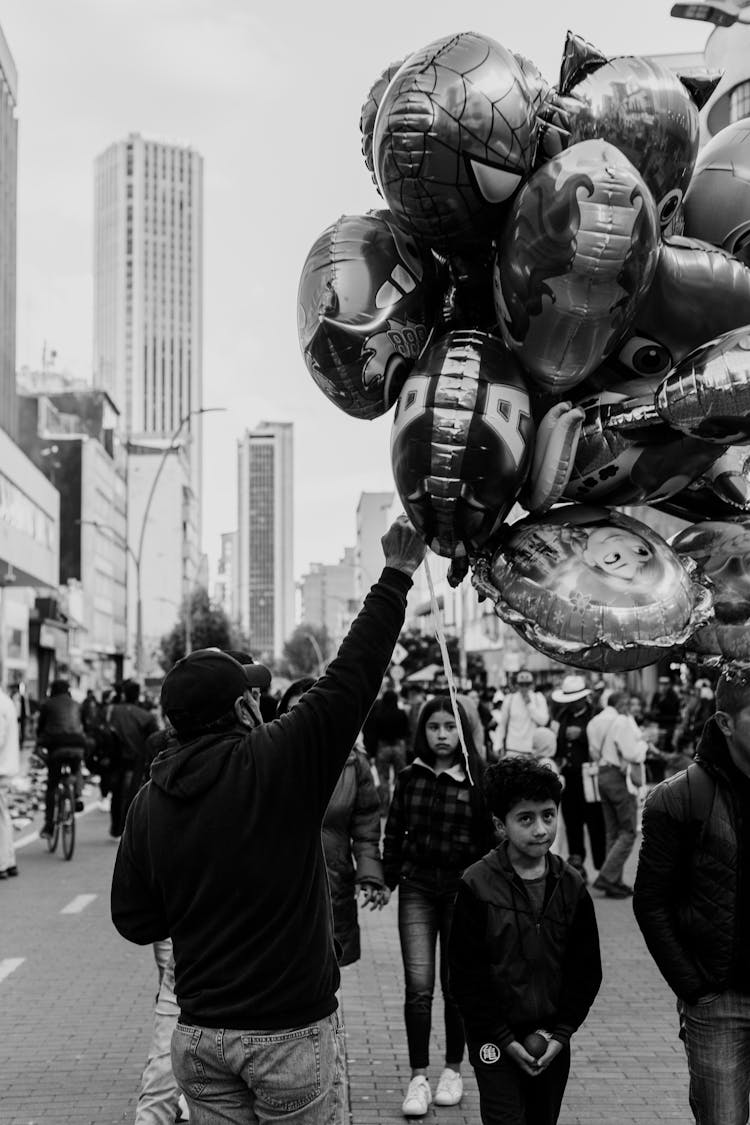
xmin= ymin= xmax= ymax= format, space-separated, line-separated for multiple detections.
xmin=77 ymin=519 xmax=140 ymax=675
xmin=301 ymin=630 xmax=326 ymax=677
xmin=130 ymin=406 xmax=225 ymax=676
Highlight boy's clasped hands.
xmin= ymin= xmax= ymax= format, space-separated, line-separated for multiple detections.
xmin=506 ymin=1031 xmax=564 ymax=1077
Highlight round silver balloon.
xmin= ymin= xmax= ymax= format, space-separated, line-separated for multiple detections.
xmin=683 ymin=119 xmax=750 ymax=267
xmin=473 ymin=505 xmax=713 ymax=671
xmin=655 ymin=325 xmax=750 ymax=445
xmin=672 ymin=517 xmax=750 ymax=662
xmin=655 ymin=446 xmax=750 ymax=523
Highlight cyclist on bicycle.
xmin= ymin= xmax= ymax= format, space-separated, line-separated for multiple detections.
xmin=36 ymin=679 xmax=87 ymax=838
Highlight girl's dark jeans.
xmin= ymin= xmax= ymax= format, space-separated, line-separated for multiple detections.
xmin=398 ymin=868 xmax=465 ymax=1070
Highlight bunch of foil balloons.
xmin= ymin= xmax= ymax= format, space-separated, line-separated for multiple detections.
xmin=297 ymin=29 xmax=750 ymax=671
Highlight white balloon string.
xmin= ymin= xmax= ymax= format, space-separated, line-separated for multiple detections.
xmin=424 ymin=554 xmax=473 ymax=786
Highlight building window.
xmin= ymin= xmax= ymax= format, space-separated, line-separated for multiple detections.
xmin=730 ymin=80 xmax=750 ymax=123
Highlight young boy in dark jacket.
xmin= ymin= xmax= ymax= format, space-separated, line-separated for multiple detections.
xmin=448 ymin=757 xmax=602 ymax=1125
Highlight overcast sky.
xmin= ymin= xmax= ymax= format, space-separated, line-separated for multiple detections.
xmin=1 ymin=0 xmax=709 ymax=582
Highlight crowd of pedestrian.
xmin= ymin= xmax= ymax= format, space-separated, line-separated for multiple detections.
xmin=3 ymin=517 xmax=745 ymax=1124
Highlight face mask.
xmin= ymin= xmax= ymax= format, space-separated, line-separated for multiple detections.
xmin=699 ymin=687 xmax=714 ymax=701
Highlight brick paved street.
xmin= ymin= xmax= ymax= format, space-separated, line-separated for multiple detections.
xmin=1 ymin=793 xmax=692 ymax=1125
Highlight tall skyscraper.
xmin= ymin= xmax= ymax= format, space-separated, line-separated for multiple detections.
xmin=0 ymin=24 xmax=17 ymax=442
xmin=235 ymin=423 xmax=294 ymax=661
xmin=93 ymin=134 xmax=204 ymax=674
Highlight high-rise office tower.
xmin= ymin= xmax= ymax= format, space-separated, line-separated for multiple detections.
xmin=93 ymin=134 xmax=204 ymax=674
xmin=235 ymin=423 xmax=294 ymax=661
xmin=0 ymin=24 xmax=17 ymax=442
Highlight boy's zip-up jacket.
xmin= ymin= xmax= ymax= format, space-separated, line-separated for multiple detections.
xmin=448 ymin=842 xmax=602 ymax=1048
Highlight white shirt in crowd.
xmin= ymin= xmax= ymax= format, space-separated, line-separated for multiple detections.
xmin=587 ymin=705 xmax=647 ymax=770
xmin=0 ymin=686 xmax=20 ymax=779
xmin=497 ymin=689 xmax=549 ymax=755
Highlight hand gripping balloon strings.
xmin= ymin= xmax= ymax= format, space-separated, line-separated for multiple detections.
xmin=424 ymin=554 xmax=474 ymax=786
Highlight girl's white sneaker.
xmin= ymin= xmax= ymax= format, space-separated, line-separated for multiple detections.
xmin=402 ymin=1075 xmax=432 ymax=1116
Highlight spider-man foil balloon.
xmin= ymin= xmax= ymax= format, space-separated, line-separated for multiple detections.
xmin=390 ymin=330 xmax=533 ymax=568
xmin=297 ymin=211 xmax=438 ymax=420
xmin=494 ymin=139 xmax=659 ymax=394
xmin=372 ymin=32 xmax=536 ymax=252
xmin=673 ymin=517 xmax=750 ymax=663
xmin=683 ymin=119 xmax=750 ymax=268
xmin=535 ymin=31 xmax=719 ymax=229
xmin=472 ymin=505 xmax=713 ymax=671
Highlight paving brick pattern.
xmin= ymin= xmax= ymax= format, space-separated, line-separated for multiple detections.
xmin=1 ymin=798 xmax=692 ymax=1125
xmin=340 ymin=843 xmax=692 ymax=1125
xmin=0 ymin=802 xmax=157 ymax=1125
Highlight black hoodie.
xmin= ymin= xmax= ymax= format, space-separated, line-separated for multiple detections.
xmin=110 ymin=567 xmax=411 ymax=1030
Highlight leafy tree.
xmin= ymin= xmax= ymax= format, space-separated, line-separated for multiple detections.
xmin=282 ymin=623 xmax=331 ymax=677
xmin=158 ymin=586 xmax=251 ymax=671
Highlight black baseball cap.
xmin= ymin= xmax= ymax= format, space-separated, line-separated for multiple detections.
xmin=161 ymin=648 xmax=271 ymax=731
xmin=223 ymin=649 xmax=272 ymax=690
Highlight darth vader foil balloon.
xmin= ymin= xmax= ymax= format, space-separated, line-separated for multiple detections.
xmin=391 ymin=330 xmax=533 ymax=562
xmin=297 ymin=211 xmax=437 ymax=420
xmin=372 ymin=32 xmax=536 ymax=251
xmin=673 ymin=517 xmax=750 ymax=662
xmin=494 ymin=139 xmax=659 ymax=393
xmin=473 ymin=506 xmax=712 ymax=671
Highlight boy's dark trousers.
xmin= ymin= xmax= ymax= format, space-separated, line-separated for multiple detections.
xmin=468 ymin=1039 xmax=570 ymax=1125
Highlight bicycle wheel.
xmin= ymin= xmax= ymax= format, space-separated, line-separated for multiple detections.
xmin=48 ymin=787 xmax=61 ymax=853
xmin=61 ymin=784 xmax=75 ymax=861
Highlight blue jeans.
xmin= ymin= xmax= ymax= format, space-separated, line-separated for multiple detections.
xmin=398 ymin=869 xmax=465 ymax=1070
xmin=679 ymin=990 xmax=750 ymax=1124
xmin=171 ymin=1011 xmax=346 ymax=1124
xmin=596 ymin=766 xmax=637 ymax=885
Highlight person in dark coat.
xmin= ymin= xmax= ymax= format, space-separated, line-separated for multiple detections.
xmin=277 ymin=676 xmax=389 ymax=966
xmin=634 ymin=665 xmax=750 ymax=1125
xmin=647 ymin=674 xmax=682 ymax=754
xmin=370 ymin=687 xmax=411 ymax=813
xmin=36 ymin=679 xmax=87 ymax=836
xmin=107 ymin=680 xmax=158 ymax=838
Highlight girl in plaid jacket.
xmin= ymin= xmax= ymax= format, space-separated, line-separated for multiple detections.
xmin=383 ymin=695 xmax=494 ymax=1117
